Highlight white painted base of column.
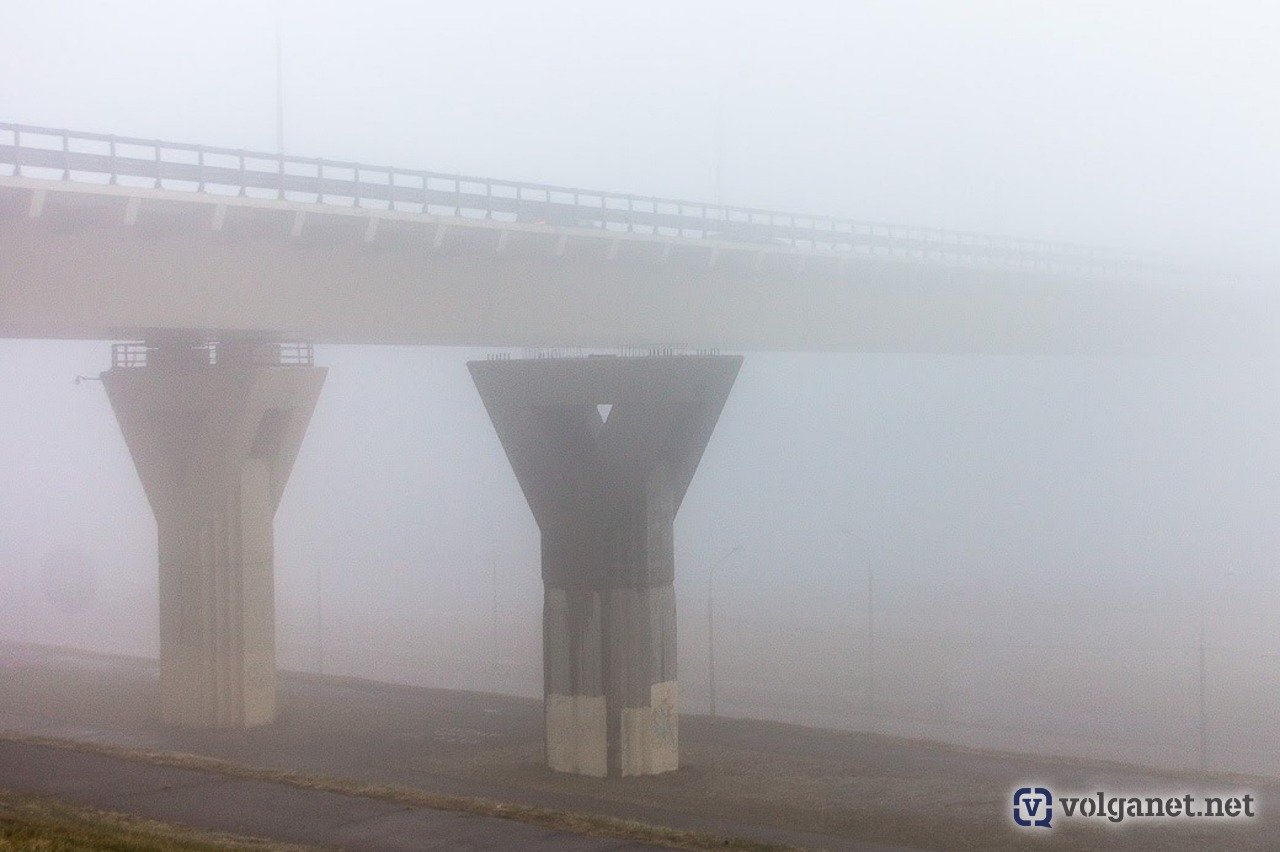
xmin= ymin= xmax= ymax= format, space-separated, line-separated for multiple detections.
xmin=620 ymin=679 xmax=679 ymax=775
xmin=546 ymin=693 xmax=607 ymax=777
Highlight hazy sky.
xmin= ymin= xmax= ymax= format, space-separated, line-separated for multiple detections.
xmin=4 ymin=2 xmax=1279 ymax=630
xmin=3 ymin=0 xmax=1278 ymax=267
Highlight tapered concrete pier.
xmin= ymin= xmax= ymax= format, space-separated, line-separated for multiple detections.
xmin=470 ymin=354 xmax=742 ymax=776
xmin=103 ymin=339 xmax=325 ymax=728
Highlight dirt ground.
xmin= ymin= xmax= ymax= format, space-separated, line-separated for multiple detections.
xmin=2 ymin=643 xmax=1276 ymax=852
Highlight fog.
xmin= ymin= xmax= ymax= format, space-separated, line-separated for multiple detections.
xmin=4 ymin=0 xmax=1280 ymax=779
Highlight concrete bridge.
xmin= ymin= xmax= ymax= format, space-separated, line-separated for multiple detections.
xmin=1 ymin=122 xmax=1273 ymax=777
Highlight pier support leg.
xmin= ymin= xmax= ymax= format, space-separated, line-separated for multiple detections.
xmin=103 ymin=339 xmax=325 ymax=728
xmin=470 ymin=354 xmax=741 ymax=775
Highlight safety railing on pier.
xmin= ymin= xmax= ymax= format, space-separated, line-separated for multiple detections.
xmin=110 ymin=340 xmax=314 ymax=369
xmin=507 ymin=345 xmax=723 ymax=360
xmin=110 ymin=343 xmax=151 ymax=369
xmin=1 ymin=122 xmax=1171 ymax=276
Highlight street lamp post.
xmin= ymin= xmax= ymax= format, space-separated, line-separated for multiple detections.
xmin=21 ymin=561 xmax=30 ymax=643
xmin=713 ymin=82 xmax=726 ymax=209
xmin=1198 ymin=566 xmax=1235 ymax=772
xmin=1198 ymin=624 xmax=1206 ymax=772
xmin=491 ymin=550 xmax=500 ymax=680
xmin=868 ymin=562 xmax=875 ymax=710
xmin=840 ymin=528 xmax=875 ymax=711
xmin=316 ymin=564 xmax=324 ymax=675
xmin=707 ymin=544 xmax=742 ymax=718
xmin=275 ymin=3 xmax=285 ymax=155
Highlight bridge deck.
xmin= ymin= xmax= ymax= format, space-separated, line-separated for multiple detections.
xmin=0 ymin=123 xmax=1268 ymax=354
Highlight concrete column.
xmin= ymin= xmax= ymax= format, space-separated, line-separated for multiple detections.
xmin=103 ymin=340 xmax=325 ymax=728
xmin=470 ymin=355 xmax=741 ymax=776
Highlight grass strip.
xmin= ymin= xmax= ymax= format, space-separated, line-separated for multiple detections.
xmin=0 ymin=788 xmax=314 ymax=851
xmin=0 ymin=734 xmax=797 ymax=852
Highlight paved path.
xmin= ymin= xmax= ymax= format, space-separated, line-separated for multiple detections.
xmin=0 ymin=739 xmax=665 ymax=851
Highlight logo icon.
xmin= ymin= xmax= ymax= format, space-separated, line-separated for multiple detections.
xmin=1013 ymin=787 xmax=1054 ymax=828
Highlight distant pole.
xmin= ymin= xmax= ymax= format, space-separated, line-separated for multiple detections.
xmin=1198 ymin=624 xmax=1206 ymax=771
xmin=868 ymin=564 xmax=876 ymax=711
xmin=491 ymin=550 xmax=499 ymax=678
xmin=707 ymin=593 xmax=716 ymax=715
xmin=275 ymin=4 xmax=285 ymax=155
xmin=21 ymin=561 xmax=30 ymax=642
xmin=316 ymin=565 xmax=324 ymax=675
xmin=707 ymin=544 xmax=742 ymax=717
xmin=1196 ymin=566 xmax=1234 ymax=772
xmin=712 ymin=80 xmax=726 ymax=210
xmin=839 ymin=527 xmax=876 ymax=711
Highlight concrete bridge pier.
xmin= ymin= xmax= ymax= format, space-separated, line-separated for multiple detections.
xmin=541 ymin=487 xmax=681 ymax=777
xmin=102 ymin=338 xmax=325 ymax=728
xmin=469 ymin=355 xmax=742 ymax=776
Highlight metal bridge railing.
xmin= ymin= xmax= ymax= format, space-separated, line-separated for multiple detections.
xmin=0 ymin=121 xmax=1173 ymax=276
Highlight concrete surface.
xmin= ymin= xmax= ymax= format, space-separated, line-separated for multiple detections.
xmin=102 ymin=342 xmax=325 ymax=728
xmin=3 ymin=175 xmax=1272 ymax=355
xmin=469 ymin=356 xmax=741 ymax=776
